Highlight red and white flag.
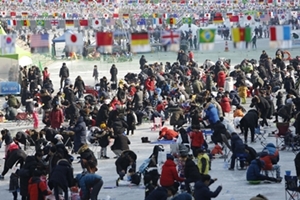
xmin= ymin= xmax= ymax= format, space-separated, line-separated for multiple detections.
xmin=92 ymin=19 xmax=101 ymax=29
xmin=65 ymin=33 xmax=84 ymax=53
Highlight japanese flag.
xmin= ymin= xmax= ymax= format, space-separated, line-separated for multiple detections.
xmin=245 ymin=15 xmax=253 ymax=22
xmin=103 ymin=13 xmax=109 ymax=19
xmin=65 ymin=33 xmax=84 ymax=53
xmin=92 ymin=19 xmax=101 ymax=29
xmin=1 ymin=11 xmax=6 ymax=17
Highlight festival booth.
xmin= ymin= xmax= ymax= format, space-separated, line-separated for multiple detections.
xmin=0 ymin=27 xmax=32 ymax=95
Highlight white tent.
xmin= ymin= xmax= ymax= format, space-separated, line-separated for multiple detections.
xmin=178 ymin=24 xmax=199 ymax=37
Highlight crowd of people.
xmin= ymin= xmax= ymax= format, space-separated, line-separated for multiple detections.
xmin=1 ymin=47 xmax=300 ymax=200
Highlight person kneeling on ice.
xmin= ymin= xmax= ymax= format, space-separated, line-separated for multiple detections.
xmin=246 ymin=158 xmax=282 ymax=183
xmin=115 ymin=150 xmax=137 ymax=184
xmin=194 ymin=174 xmax=222 ymax=200
xmin=116 ymin=168 xmax=141 ymax=186
xmin=158 ymin=127 xmax=178 ymax=140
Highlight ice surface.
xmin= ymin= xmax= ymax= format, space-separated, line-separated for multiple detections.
xmin=0 ymin=38 xmax=297 ymax=200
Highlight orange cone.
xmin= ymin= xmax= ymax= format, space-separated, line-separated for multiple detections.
xmin=225 ymin=41 xmax=229 ymax=52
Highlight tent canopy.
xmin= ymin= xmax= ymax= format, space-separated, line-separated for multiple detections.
xmin=52 ymin=30 xmax=74 ymax=43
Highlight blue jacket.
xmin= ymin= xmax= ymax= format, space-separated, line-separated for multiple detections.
xmin=229 ymin=90 xmax=241 ymax=106
xmin=76 ymin=173 xmax=102 ymax=199
xmin=205 ymin=104 xmax=219 ymax=124
xmin=70 ymin=116 xmax=87 ymax=153
xmin=246 ymin=159 xmax=265 ymax=181
xmin=263 ymin=143 xmax=276 ymax=156
xmin=231 ymin=134 xmax=245 ymax=154
xmin=145 ymin=186 xmax=168 ymax=200
xmin=194 ymin=181 xmax=222 ymax=200
xmin=172 ymin=193 xmax=193 ymax=200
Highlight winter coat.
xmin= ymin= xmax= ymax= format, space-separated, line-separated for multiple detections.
xmin=204 ymin=104 xmax=220 ymax=124
xmin=220 ymin=97 xmax=231 ymax=113
xmin=217 ymin=71 xmax=226 ymax=88
xmin=260 ymin=143 xmax=279 ymax=170
xmin=231 ymin=134 xmax=245 ymax=154
xmin=184 ymin=158 xmax=202 ymax=182
xmin=78 ymin=144 xmax=97 ymax=167
xmin=48 ymin=159 xmax=73 ymax=191
xmin=110 ymin=66 xmax=118 ymax=82
xmin=145 ymin=186 xmax=168 ymax=200
xmin=238 ymin=85 xmax=248 ymax=98
xmin=169 ymin=107 xmax=185 ymax=126
xmin=211 ymin=121 xmax=228 ymax=144
xmin=126 ymin=111 xmax=136 ymax=131
xmin=111 ymin=134 xmax=130 ymax=151
xmin=251 ymin=96 xmax=270 ymax=118
xmin=49 ymin=108 xmax=64 ymax=129
xmin=59 ymin=66 xmax=69 ymax=78
xmin=189 ymin=131 xmax=204 ymax=148
xmin=115 ymin=150 xmax=137 ymax=172
xmin=240 ymin=109 xmax=259 ymax=129
xmin=160 ymin=159 xmax=185 ymax=187
xmin=229 ymin=90 xmax=241 ymax=106
xmin=133 ymin=90 xmax=143 ymax=109
xmin=5 ymin=149 xmax=27 ymax=170
xmin=69 ymin=116 xmax=87 ymax=153
xmin=194 ymin=181 xmax=222 ymax=200
xmin=159 ymin=127 xmax=179 ymax=140
xmin=205 ymin=74 xmax=214 ymax=91
xmin=145 ymin=78 xmax=155 ymax=91
xmin=63 ymin=87 xmax=76 ymax=103
xmin=28 ymin=176 xmax=51 ymax=200
xmin=40 ymin=94 xmax=52 ymax=110
xmin=192 ymin=80 xmax=203 ymax=94
xmin=75 ymin=173 xmax=102 ymax=199
xmin=7 ymin=96 xmax=20 ymax=108
xmin=74 ymin=78 xmax=85 ymax=92
xmin=112 ymin=118 xmax=128 ymax=135
xmin=96 ymin=104 xmax=109 ymax=126
xmin=246 ymin=159 xmax=265 ymax=181
xmin=284 ymin=77 xmax=295 ymax=92
xmin=9 ymin=172 xmax=19 ymax=191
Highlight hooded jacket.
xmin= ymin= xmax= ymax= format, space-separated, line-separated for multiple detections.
xmin=204 ymin=104 xmax=219 ymax=124
xmin=246 ymin=159 xmax=265 ymax=181
xmin=28 ymin=176 xmax=51 ymax=200
xmin=231 ymin=134 xmax=245 ymax=154
xmin=49 ymin=159 xmax=73 ymax=191
xmin=240 ymin=109 xmax=259 ymax=128
xmin=160 ymin=159 xmax=185 ymax=187
xmin=194 ymin=181 xmax=222 ymax=200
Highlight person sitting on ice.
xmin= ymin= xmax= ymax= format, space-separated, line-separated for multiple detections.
xmin=158 ymin=127 xmax=178 ymax=141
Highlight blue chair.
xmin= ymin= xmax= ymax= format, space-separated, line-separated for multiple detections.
xmin=235 ymin=153 xmax=248 ymax=169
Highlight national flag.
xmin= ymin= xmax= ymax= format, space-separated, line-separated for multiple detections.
xmin=65 ymin=20 xmax=74 ymax=28
xmin=231 ymin=27 xmax=252 ymax=42
xmin=1 ymin=35 xmax=16 ymax=55
xmin=260 ymin=14 xmax=270 ymax=22
xmin=245 ymin=15 xmax=253 ymax=22
xmin=153 ymin=18 xmax=163 ymax=25
xmin=123 ymin=13 xmax=129 ymax=19
xmin=21 ymin=12 xmax=28 ymax=18
xmin=30 ymin=34 xmax=49 ymax=48
xmin=167 ymin=18 xmax=176 ymax=25
xmin=79 ymin=19 xmax=89 ymax=26
xmin=1 ymin=11 xmax=6 ymax=17
xmin=96 ymin=32 xmax=113 ymax=53
xmin=32 ymin=12 xmax=39 ymax=18
xmin=7 ymin=20 xmax=17 ymax=27
xmin=161 ymin=30 xmax=180 ymax=45
xmin=10 ymin=12 xmax=16 ymax=17
xmin=92 ymin=19 xmax=101 ymax=28
xmin=183 ymin=17 xmax=192 ymax=24
xmin=42 ymin=12 xmax=49 ymax=18
xmin=213 ymin=15 xmax=223 ymax=23
xmin=53 ymin=12 xmax=59 ymax=18
xmin=36 ymin=20 xmax=45 ymax=27
xmin=21 ymin=20 xmax=30 ymax=27
xmin=153 ymin=13 xmax=158 ymax=18
xmin=137 ymin=18 xmax=146 ymax=26
xmin=269 ymin=25 xmax=291 ymax=41
xmin=62 ymin=13 xmax=72 ymax=19
xmin=229 ymin=16 xmax=239 ymax=22
xmin=103 ymin=13 xmax=109 ymax=19
xmin=106 ymin=18 xmax=115 ymax=26
xmin=131 ymin=32 xmax=151 ymax=53
xmin=199 ymin=29 xmax=216 ymax=43
xmin=113 ymin=13 xmax=119 ymax=19
xmin=65 ymin=33 xmax=84 ymax=53
xmin=204 ymin=13 xmax=211 ymax=19
xmin=226 ymin=13 xmax=233 ymax=19
xmin=50 ymin=20 xmax=59 ymax=27
xmin=163 ymin=13 xmax=168 ymax=19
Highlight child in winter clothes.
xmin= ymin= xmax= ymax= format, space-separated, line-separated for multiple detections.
xmin=233 ymin=105 xmax=245 ymax=128
xmin=9 ymin=170 xmax=19 ymax=200
xmin=220 ymin=93 xmax=232 ymax=116
xmin=28 ymin=170 xmax=52 ymax=200
xmin=238 ymin=83 xmax=248 ymax=104
xmin=211 ymin=144 xmax=223 ymax=158
xmin=97 ymin=123 xmax=111 ymax=159
xmin=189 ymin=126 xmax=205 ymax=158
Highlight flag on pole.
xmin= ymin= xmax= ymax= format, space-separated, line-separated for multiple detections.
xmin=96 ymin=32 xmax=113 ymax=53
xmin=65 ymin=20 xmax=74 ymax=28
xmin=30 ymin=34 xmax=49 ymax=54
xmin=153 ymin=18 xmax=163 ymax=25
xmin=161 ymin=30 xmax=180 ymax=51
xmin=65 ymin=33 xmax=84 ymax=53
xmin=231 ymin=27 xmax=252 ymax=42
xmin=1 ymin=35 xmax=16 ymax=55
xmin=199 ymin=29 xmax=216 ymax=43
xmin=79 ymin=19 xmax=89 ymax=27
xmin=131 ymin=32 xmax=151 ymax=53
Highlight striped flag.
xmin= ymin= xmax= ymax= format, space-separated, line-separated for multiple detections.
xmin=30 ymin=34 xmax=49 ymax=48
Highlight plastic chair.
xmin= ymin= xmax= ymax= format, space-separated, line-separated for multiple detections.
xmin=275 ymin=122 xmax=290 ymax=148
xmin=285 ymin=175 xmax=300 ymax=200
xmin=151 ymin=117 xmax=162 ymax=131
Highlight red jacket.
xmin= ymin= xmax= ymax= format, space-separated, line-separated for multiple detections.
xmin=129 ymin=86 xmax=137 ymax=96
xmin=188 ymin=52 xmax=194 ymax=61
xmin=220 ymin=97 xmax=231 ymax=113
xmin=28 ymin=177 xmax=52 ymax=200
xmin=158 ymin=127 xmax=178 ymax=140
xmin=217 ymin=71 xmax=226 ymax=88
xmin=189 ymin=131 xmax=204 ymax=148
xmin=42 ymin=70 xmax=50 ymax=81
xmin=49 ymin=108 xmax=64 ymax=129
xmin=260 ymin=150 xmax=279 ymax=171
xmin=156 ymin=103 xmax=165 ymax=112
xmin=160 ymin=159 xmax=185 ymax=187
xmin=145 ymin=78 xmax=155 ymax=91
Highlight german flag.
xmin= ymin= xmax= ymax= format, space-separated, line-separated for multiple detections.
xmin=123 ymin=13 xmax=129 ymax=19
xmin=131 ymin=33 xmax=149 ymax=46
xmin=65 ymin=20 xmax=74 ymax=27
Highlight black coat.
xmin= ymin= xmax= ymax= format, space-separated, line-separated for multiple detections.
xmin=145 ymin=186 xmax=168 ymax=200
xmin=211 ymin=121 xmax=227 ymax=144
xmin=184 ymin=158 xmax=202 ymax=182
xmin=74 ymin=78 xmax=85 ymax=92
xmin=139 ymin=57 xmax=147 ymax=69
xmin=63 ymin=87 xmax=76 ymax=103
xmin=69 ymin=116 xmax=87 ymax=153
xmin=126 ymin=111 xmax=136 ymax=131
xmin=59 ymin=66 xmax=69 ymax=78
xmin=111 ymin=134 xmax=130 ymax=151
xmin=115 ymin=150 xmax=137 ymax=171
xmin=78 ymin=144 xmax=97 ymax=166
xmin=112 ymin=118 xmax=128 ymax=135
xmin=96 ymin=104 xmax=109 ymax=126
xmin=5 ymin=149 xmax=27 ymax=169
xmin=240 ymin=109 xmax=259 ymax=128
xmin=194 ymin=181 xmax=222 ymax=200
xmin=231 ymin=134 xmax=245 ymax=154
xmin=110 ymin=66 xmax=118 ymax=82
xmin=49 ymin=159 xmax=73 ymax=191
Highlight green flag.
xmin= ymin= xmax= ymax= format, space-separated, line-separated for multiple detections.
xmin=183 ymin=17 xmax=192 ymax=25
xmin=42 ymin=12 xmax=48 ymax=18
xmin=36 ymin=20 xmax=45 ymax=27
xmin=38 ymin=61 xmax=43 ymax=72
xmin=199 ymin=29 xmax=216 ymax=43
